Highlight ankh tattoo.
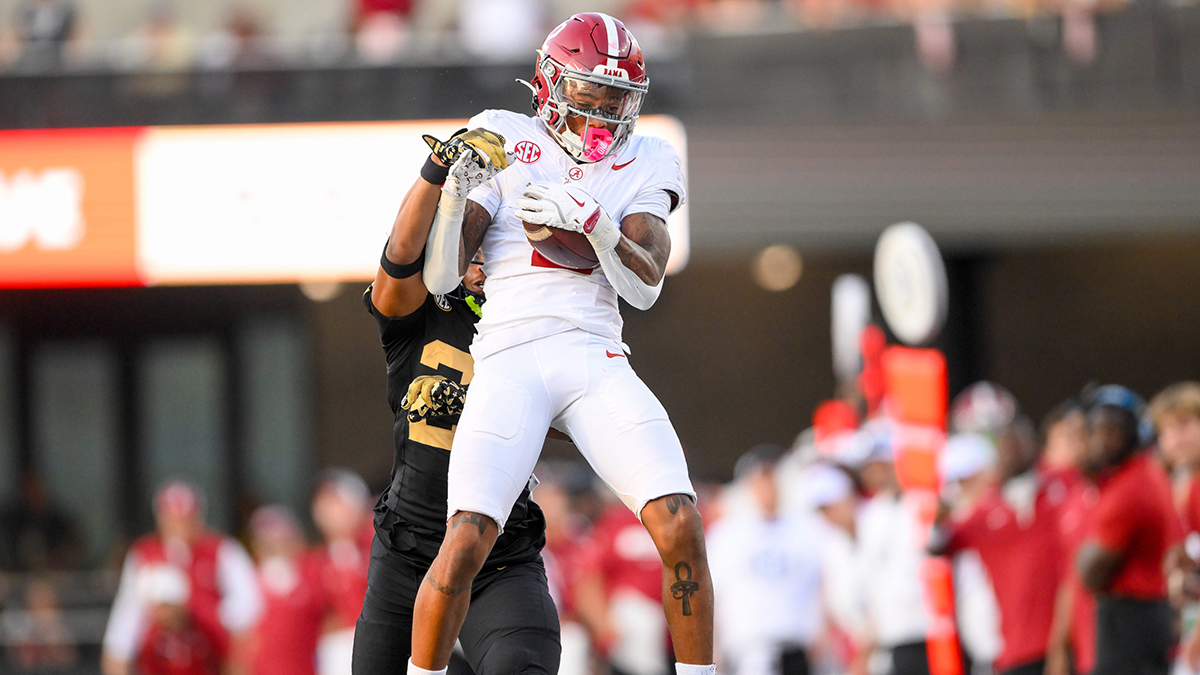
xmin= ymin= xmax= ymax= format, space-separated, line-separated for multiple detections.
xmin=670 ymin=562 xmax=700 ymax=616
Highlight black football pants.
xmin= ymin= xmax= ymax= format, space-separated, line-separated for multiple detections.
xmin=351 ymin=537 xmax=561 ymax=675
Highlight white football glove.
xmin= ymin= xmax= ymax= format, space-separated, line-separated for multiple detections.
xmin=515 ymin=181 xmax=622 ymax=253
xmin=443 ymin=149 xmax=502 ymax=200
xmin=424 ymin=128 xmax=516 ymax=199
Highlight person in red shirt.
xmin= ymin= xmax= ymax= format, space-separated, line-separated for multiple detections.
xmin=932 ymin=419 xmax=1067 ymax=675
xmin=311 ymin=469 xmax=372 ymax=675
xmin=248 ymin=505 xmax=327 ymax=675
xmin=1077 ymin=385 xmax=1183 ymax=675
xmin=1148 ymin=382 xmax=1200 ymax=671
xmin=1148 ymin=382 xmax=1200 ymax=536
xmin=574 ymin=499 xmax=672 ymax=675
xmin=135 ymin=566 xmax=223 ymax=675
xmin=1040 ymin=398 xmax=1099 ymax=675
xmin=102 ymin=481 xmax=262 ymax=675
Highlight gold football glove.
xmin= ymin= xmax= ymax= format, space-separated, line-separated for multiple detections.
xmin=400 ymin=375 xmax=468 ymax=423
xmin=422 ymin=128 xmax=510 ymax=171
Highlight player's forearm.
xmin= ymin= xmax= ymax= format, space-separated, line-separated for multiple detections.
xmin=423 ymin=192 xmax=467 ymax=295
xmin=386 ymin=176 xmax=444 ymax=265
xmin=597 ymin=213 xmax=670 ymax=310
xmin=597 ymin=245 xmax=662 ymax=310
xmin=458 ymin=200 xmax=491 ymax=276
xmin=613 ymin=236 xmax=665 ymax=286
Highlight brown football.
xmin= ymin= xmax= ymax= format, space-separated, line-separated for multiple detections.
xmin=523 ymin=221 xmax=600 ymax=271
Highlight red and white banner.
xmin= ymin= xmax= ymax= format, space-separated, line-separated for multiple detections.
xmin=0 ymin=117 xmax=689 ymax=289
xmin=0 ymin=127 xmax=141 ymax=288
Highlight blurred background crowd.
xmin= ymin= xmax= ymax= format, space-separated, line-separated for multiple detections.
xmin=7 ymin=375 xmax=1199 ymax=675
xmin=0 ymin=0 xmax=1193 ymax=76
xmin=2 ymin=0 xmax=1199 ymax=672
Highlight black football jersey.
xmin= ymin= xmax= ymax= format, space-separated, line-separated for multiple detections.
xmin=363 ymin=286 xmax=546 ymax=569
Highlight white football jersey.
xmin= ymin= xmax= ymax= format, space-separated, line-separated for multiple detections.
xmin=465 ymin=110 xmax=686 ymax=358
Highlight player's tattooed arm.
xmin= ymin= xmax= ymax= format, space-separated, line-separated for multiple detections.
xmin=450 ymin=511 xmax=491 ymax=537
xmin=615 ymin=211 xmax=672 ymax=286
xmin=458 ymin=199 xmax=492 ymax=276
xmin=664 ymin=494 xmax=693 ymax=515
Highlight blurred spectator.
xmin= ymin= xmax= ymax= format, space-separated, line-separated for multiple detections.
xmin=937 ymin=433 xmax=1002 ymax=672
xmin=533 ymin=461 xmax=594 ymax=675
xmin=101 ymin=480 xmax=262 ymax=675
xmin=353 ymin=0 xmax=413 ymax=62
xmin=197 ymin=7 xmax=266 ymax=70
xmin=12 ymin=0 xmax=75 ymax=70
xmin=855 ymin=437 xmax=933 ymax=675
xmin=354 ymin=12 xmax=410 ymax=63
xmin=0 ymin=469 xmax=83 ymax=572
xmin=456 ymin=0 xmax=544 ymax=63
xmin=310 ymin=469 xmax=371 ymax=675
xmin=356 ymin=0 xmax=415 ymax=28
xmin=808 ymin=463 xmax=869 ymax=674
xmin=950 ymin=382 xmax=1019 ymax=437
xmin=932 ymin=426 xmax=1066 ymax=675
xmin=1148 ymin=382 xmax=1200 ymax=672
xmin=133 ymin=565 xmax=222 ymax=675
xmin=248 ymin=505 xmax=326 ymax=675
xmin=709 ymin=444 xmax=824 ymax=675
xmin=937 ymin=432 xmax=997 ymax=518
xmin=117 ymin=2 xmax=196 ymax=72
xmin=1047 ymin=432 xmax=1100 ymax=675
xmin=3 ymin=578 xmax=78 ymax=669
xmin=1040 ymin=398 xmax=1089 ymax=475
xmin=574 ymin=493 xmax=670 ymax=675
xmin=1076 ymin=385 xmax=1182 ymax=675
xmin=1149 ymin=382 xmax=1200 ymax=518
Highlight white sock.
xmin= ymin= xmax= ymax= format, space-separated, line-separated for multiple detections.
xmin=407 ymin=658 xmax=447 ymax=675
xmin=675 ymin=663 xmax=716 ymax=675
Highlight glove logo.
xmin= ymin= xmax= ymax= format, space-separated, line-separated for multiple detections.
xmin=568 ymin=167 xmax=584 ymax=181
xmin=583 ymin=207 xmax=602 ymax=234
xmin=513 ymin=141 xmax=542 ymax=164
xmin=569 ymin=193 xmax=587 ymax=208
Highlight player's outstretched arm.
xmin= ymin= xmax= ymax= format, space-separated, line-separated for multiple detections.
xmin=423 ymin=129 xmax=511 ymax=295
xmin=370 ymin=167 xmax=446 ymax=319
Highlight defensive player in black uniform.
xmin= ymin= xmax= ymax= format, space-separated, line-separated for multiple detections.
xmin=351 ymin=130 xmax=560 ymax=675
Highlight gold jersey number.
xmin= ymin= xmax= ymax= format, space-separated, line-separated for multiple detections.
xmin=408 ymin=340 xmax=474 ymax=452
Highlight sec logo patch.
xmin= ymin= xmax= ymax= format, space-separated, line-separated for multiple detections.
xmin=513 ymin=141 xmax=541 ymax=163
xmin=568 ymin=167 xmax=584 ymax=181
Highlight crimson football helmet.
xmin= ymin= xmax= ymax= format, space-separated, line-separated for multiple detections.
xmin=520 ymin=13 xmax=647 ymax=163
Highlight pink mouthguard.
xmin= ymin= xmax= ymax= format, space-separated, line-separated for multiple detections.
xmin=582 ymin=127 xmax=613 ymax=161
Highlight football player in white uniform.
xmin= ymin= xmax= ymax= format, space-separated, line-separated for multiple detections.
xmin=409 ymin=12 xmax=715 ymax=675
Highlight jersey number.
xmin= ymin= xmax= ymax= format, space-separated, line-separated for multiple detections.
xmin=408 ymin=340 xmax=474 ymax=452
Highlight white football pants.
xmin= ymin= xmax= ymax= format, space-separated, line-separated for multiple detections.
xmin=447 ymin=328 xmax=695 ymax=532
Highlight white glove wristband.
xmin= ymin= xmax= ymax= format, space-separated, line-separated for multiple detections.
xmin=585 ymin=210 xmax=621 ymax=254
